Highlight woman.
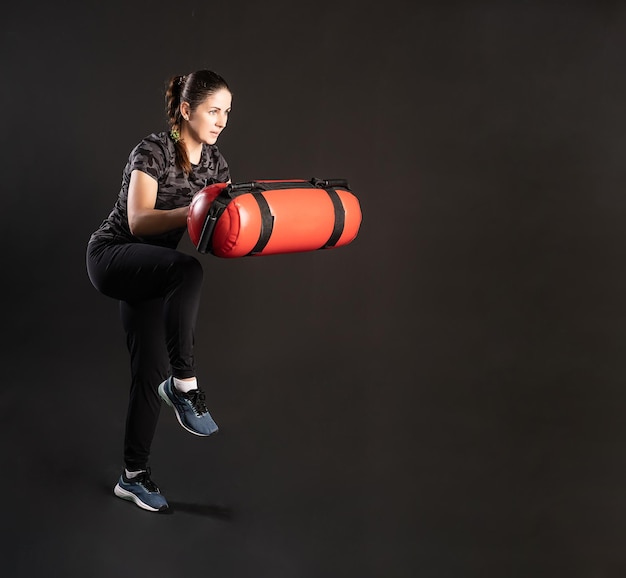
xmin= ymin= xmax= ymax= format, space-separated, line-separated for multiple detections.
xmin=86 ymin=69 xmax=232 ymax=512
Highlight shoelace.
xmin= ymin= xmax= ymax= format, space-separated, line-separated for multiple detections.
xmin=184 ymin=388 xmax=209 ymax=416
xmin=137 ymin=468 xmax=160 ymax=493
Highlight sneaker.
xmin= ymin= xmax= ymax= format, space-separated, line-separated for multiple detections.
xmin=113 ymin=468 xmax=169 ymax=512
xmin=158 ymin=377 xmax=219 ymax=437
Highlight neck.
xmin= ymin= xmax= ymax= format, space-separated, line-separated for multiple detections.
xmin=180 ymin=127 xmax=203 ymax=165
xmin=186 ymin=142 xmax=202 ymax=165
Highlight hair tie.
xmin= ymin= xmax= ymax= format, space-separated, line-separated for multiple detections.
xmin=170 ymin=128 xmax=181 ymax=143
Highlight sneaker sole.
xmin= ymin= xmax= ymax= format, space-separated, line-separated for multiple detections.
xmin=158 ymin=382 xmax=218 ymax=437
xmin=114 ymin=484 xmax=168 ymax=512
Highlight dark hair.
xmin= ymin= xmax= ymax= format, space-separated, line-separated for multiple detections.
xmin=165 ymin=70 xmax=231 ymax=175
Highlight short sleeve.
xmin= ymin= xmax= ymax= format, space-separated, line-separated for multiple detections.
xmin=128 ymin=137 xmax=168 ymax=181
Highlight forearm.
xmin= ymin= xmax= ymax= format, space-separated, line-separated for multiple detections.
xmin=128 ymin=206 xmax=189 ymax=237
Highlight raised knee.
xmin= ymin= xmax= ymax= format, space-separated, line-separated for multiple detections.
xmin=171 ymin=254 xmax=203 ymax=285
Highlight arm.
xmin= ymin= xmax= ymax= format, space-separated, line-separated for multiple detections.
xmin=127 ymin=169 xmax=189 ymax=236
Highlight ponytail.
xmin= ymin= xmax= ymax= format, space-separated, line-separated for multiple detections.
xmin=165 ymin=75 xmax=191 ymax=175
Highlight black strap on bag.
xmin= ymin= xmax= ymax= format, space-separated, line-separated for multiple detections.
xmin=197 ymin=178 xmax=351 ymax=255
xmin=197 ymin=183 xmax=265 ymax=254
xmin=249 ymin=193 xmax=275 ymax=255
xmin=311 ymin=178 xmax=350 ymax=249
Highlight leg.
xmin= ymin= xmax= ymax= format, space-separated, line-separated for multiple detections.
xmin=87 ymin=240 xmax=215 ymax=445
xmin=120 ymin=298 xmax=169 ymax=471
xmin=87 ymin=241 xmax=204 ymax=379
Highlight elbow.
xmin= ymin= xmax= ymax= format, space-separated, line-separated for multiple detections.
xmin=128 ymin=214 xmax=143 ymax=237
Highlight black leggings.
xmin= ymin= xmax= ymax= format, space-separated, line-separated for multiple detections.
xmin=86 ymin=239 xmax=203 ymax=470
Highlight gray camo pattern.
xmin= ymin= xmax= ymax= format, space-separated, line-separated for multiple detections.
xmin=89 ymin=132 xmax=230 ymax=249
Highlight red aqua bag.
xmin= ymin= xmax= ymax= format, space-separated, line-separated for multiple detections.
xmin=187 ymin=178 xmax=362 ymax=258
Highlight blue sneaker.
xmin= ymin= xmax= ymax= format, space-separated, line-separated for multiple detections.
xmin=158 ymin=377 xmax=219 ymax=437
xmin=113 ymin=468 xmax=169 ymax=512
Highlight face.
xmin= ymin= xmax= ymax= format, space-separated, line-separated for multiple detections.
xmin=182 ymin=88 xmax=232 ymax=146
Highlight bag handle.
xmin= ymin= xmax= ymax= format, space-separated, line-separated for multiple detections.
xmin=310 ymin=178 xmax=350 ymax=190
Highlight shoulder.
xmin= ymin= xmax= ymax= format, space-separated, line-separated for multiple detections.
xmin=128 ymin=132 xmax=174 ymax=173
xmin=131 ymin=132 xmax=171 ymax=159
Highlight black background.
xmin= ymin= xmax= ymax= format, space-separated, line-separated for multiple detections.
xmin=3 ymin=1 xmax=626 ymax=576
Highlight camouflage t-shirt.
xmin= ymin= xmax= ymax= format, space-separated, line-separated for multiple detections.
xmin=89 ymin=131 xmax=230 ymax=249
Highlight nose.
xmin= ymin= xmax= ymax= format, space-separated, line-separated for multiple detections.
xmin=216 ymin=112 xmax=227 ymax=128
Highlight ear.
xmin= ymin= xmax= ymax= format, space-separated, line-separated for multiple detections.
xmin=179 ymin=101 xmax=191 ymax=121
